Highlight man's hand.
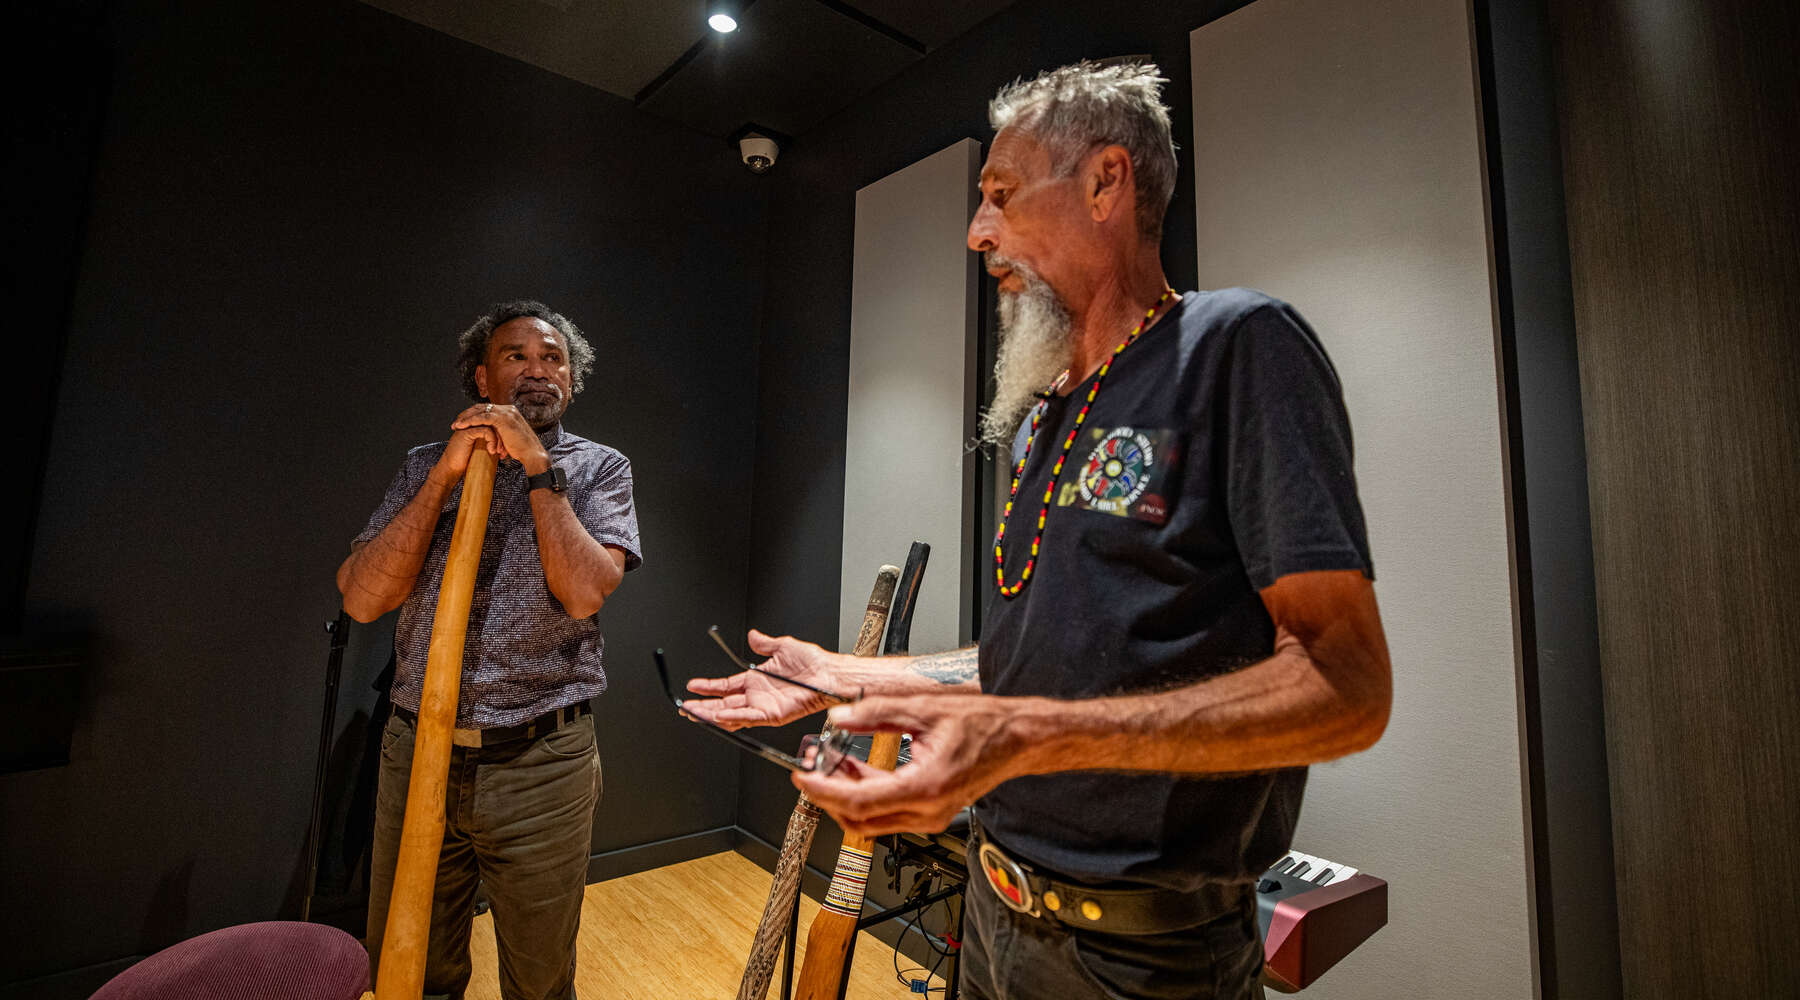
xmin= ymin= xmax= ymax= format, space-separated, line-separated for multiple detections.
xmin=682 ymin=630 xmax=849 ymax=730
xmin=792 ymin=693 xmax=1031 ymax=838
xmin=432 ymin=424 xmax=505 ymax=483
xmin=450 ymin=403 xmax=551 ymax=474
xmin=789 ymin=570 xmax=1390 ymax=838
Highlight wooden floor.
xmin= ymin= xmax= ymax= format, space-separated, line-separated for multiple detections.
xmin=457 ymin=850 xmax=947 ymax=999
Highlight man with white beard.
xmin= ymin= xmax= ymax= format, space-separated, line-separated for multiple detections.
xmin=686 ymin=61 xmax=1390 ymax=999
xmin=338 ymin=300 xmax=640 ymax=999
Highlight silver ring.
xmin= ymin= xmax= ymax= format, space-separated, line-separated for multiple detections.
xmin=486 ymin=403 xmax=493 ymax=413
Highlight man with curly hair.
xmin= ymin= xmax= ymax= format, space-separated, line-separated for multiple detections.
xmin=338 ymin=300 xmax=640 ymax=1000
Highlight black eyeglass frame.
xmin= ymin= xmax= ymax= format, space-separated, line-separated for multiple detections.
xmin=705 ymin=625 xmax=858 ymax=705
xmin=652 ymin=644 xmax=857 ymax=775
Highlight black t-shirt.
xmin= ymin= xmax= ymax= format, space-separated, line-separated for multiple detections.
xmin=977 ymin=287 xmax=1372 ymax=891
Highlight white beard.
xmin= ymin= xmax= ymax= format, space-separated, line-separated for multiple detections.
xmin=978 ymin=258 xmax=1073 ymax=450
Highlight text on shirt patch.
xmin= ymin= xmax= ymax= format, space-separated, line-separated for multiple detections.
xmin=1056 ymin=425 xmax=1183 ymax=525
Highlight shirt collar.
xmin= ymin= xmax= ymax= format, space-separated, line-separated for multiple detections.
xmin=536 ymin=422 xmax=565 ymax=450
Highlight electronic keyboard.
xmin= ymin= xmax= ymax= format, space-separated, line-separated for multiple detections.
xmin=1256 ymin=850 xmax=1387 ymax=992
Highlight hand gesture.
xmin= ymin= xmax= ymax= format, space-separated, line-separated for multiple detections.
xmin=793 ymin=693 xmax=1023 ymax=837
xmin=681 ymin=630 xmax=846 ymax=730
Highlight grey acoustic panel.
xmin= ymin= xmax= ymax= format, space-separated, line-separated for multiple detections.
xmin=839 ymin=138 xmax=982 ymax=657
xmin=1191 ymin=1 xmax=1531 ymax=998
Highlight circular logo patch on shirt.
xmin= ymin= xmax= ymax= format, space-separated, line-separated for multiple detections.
xmin=1079 ymin=427 xmax=1155 ymax=512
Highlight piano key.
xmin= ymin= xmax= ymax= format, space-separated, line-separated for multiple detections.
xmin=1261 ymin=849 xmax=1359 ymax=885
xmin=1300 ymin=851 xmax=1354 ymax=882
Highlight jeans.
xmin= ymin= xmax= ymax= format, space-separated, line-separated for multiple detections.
xmin=959 ymin=861 xmax=1265 ymax=1000
xmin=366 ymin=711 xmax=602 ymax=1000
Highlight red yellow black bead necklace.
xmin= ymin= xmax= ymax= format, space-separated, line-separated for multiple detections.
xmin=994 ymin=289 xmax=1175 ymax=598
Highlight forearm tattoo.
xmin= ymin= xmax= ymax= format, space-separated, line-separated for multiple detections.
xmin=907 ymin=646 xmax=979 ymax=685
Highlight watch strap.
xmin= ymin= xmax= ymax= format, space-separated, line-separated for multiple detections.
xmin=527 ymin=465 xmax=568 ymax=494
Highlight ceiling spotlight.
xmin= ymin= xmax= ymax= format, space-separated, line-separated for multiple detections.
xmin=708 ymin=12 xmax=738 ymax=33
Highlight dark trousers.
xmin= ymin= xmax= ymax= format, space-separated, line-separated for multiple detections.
xmin=366 ymin=712 xmax=601 ymax=1000
xmin=959 ymin=863 xmax=1266 ymax=1000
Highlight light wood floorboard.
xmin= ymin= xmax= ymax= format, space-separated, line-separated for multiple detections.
xmin=457 ymin=850 xmax=948 ymax=999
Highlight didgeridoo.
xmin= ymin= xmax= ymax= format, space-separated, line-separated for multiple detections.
xmin=373 ymin=447 xmax=497 ymax=1000
xmin=794 ymin=540 xmax=930 ymax=1000
xmin=735 ymin=564 xmax=901 ymax=1000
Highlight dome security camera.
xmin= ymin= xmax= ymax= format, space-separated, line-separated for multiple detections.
xmin=739 ymin=133 xmax=779 ymax=173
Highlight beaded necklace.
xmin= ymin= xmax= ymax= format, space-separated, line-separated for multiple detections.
xmin=994 ymin=289 xmax=1174 ymax=598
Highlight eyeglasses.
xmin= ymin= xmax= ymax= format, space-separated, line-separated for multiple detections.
xmin=704 ymin=626 xmax=854 ymax=705
xmin=651 ymin=631 xmax=858 ymax=775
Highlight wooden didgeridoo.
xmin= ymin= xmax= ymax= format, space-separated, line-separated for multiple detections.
xmin=794 ymin=541 xmax=929 ymax=1000
xmin=374 ymin=447 xmax=497 ymax=1000
xmin=735 ymin=564 xmax=900 ymax=1000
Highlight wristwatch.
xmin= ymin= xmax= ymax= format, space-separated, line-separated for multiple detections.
xmin=527 ymin=465 xmax=568 ymax=494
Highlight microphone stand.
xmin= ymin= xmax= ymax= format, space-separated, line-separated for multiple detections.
xmin=301 ymin=610 xmax=351 ymax=922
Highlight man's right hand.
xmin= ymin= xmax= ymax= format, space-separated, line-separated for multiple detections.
xmin=682 ymin=630 xmax=845 ymax=730
xmin=431 ymin=424 xmax=505 ymax=483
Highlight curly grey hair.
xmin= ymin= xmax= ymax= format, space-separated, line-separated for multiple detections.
xmin=988 ymin=60 xmax=1178 ymax=244
xmin=455 ymin=300 xmax=595 ymax=401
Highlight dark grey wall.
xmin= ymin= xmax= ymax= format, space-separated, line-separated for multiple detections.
xmin=1551 ymin=0 xmax=1800 ymax=993
xmin=1 ymin=0 xmax=768 ymax=989
xmin=1471 ymin=1 xmax=1618 ymax=997
xmin=737 ymin=0 xmax=1251 ymax=903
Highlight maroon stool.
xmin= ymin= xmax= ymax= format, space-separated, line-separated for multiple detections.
xmin=90 ymin=921 xmax=368 ymax=1000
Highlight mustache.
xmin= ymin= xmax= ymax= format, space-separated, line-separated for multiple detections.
xmin=510 ymin=380 xmax=564 ymax=401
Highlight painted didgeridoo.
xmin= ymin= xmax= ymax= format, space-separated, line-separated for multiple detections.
xmin=736 ymin=564 xmax=901 ymax=1000
xmin=373 ymin=447 xmax=496 ymax=1000
xmin=793 ymin=540 xmax=929 ymax=1000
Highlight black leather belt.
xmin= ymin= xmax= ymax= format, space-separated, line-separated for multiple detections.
xmin=969 ymin=816 xmax=1251 ymax=936
xmin=392 ymin=701 xmax=589 ymax=748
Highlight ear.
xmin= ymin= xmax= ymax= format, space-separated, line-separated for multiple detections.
xmin=1086 ymin=144 xmax=1134 ymax=226
xmin=475 ymin=363 xmax=490 ymax=401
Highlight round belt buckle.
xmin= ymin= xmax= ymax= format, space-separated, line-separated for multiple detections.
xmin=977 ymin=840 xmax=1036 ymax=915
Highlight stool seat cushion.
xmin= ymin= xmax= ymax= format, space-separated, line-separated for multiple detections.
xmin=91 ymin=920 xmax=368 ymax=1000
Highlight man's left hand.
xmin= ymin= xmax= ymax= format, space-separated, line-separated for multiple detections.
xmin=450 ymin=403 xmax=551 ymax=474
xmin=793 ymin=693 xmax=1030 ymax=838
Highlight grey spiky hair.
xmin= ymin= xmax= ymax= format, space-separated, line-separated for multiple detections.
xmin=989 ymin=60 xmax=1178 ymax=243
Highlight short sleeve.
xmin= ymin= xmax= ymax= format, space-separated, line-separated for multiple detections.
xmin=1222 ymin=304 xmax=1373 ymax=590
xmin=574 ymin=454 xmax=642 ymax=571
xmin=352 ymin=456 xmax=423 ymax=548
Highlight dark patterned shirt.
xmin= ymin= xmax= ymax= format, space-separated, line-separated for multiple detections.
xmin=353 ymin=423 xmax=642 ymax=727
